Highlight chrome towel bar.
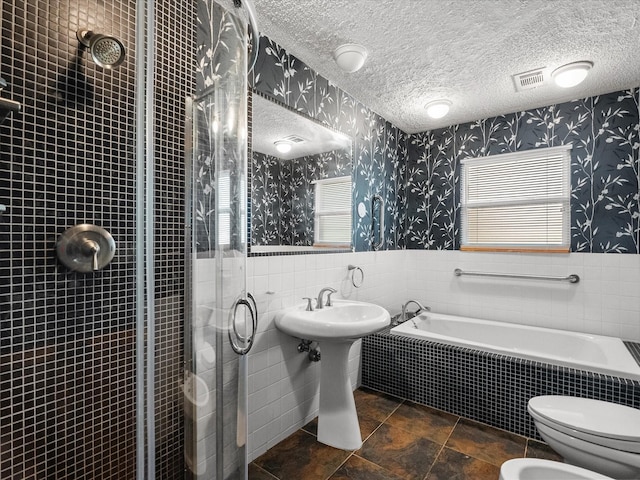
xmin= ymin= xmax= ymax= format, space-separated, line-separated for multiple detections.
xmin=348 ymin=264 xmax=364 ymax=288
xmin=454 ymin=268 xmax=580 ymax=284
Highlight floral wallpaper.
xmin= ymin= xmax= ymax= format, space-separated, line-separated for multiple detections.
xmin=198 ymin=8 xmax=639 ymax=255
xmin=251 ymin=152 xmax=290 ymax=246
xmin=250 ymin=36 xmax=405 ymax=252
xmin=193 ymin=0 xmax=246 ymax=253
xmin=406 ymin=89 xmax=640 ymax=253
xmin=251 ymin=149 xmax=351 ymax=246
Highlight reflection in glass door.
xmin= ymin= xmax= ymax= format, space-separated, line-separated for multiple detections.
xmin=184 ymin=2 xmax=256 ymax=478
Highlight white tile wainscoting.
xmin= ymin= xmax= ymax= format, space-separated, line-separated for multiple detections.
xmin=191 ymin=250 xmax=640 ymax=460
xmin=245 ymin=250 xmax=408 ymax=459
xmin=404 ymin=250 xmax=640 ymax=341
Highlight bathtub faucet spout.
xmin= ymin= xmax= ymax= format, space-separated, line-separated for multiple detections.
xmin=401 ymin=300 xmax=430 ymax=323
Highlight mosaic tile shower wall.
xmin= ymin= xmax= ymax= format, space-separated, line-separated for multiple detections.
xmin=362 ymin=331 xmax=640 ymax=439
xmin=0 ymin=0 xmax=193 ymax=478
xmin=406 ymin=89 xmax=640 ymax=253
xmin=152 ymin=0 xmax=194 ymax=477
xmin=249 ymin=36 xmax=407 ymax=252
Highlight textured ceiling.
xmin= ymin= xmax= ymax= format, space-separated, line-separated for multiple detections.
xmin=253 ymin=94 xmax=351 ymax=159
xmin=252 ymin=0 xmax=640 ymax=133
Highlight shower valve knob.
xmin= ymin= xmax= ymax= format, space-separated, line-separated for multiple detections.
xmin=56 ymin=224 xmax=116 ymax=273
xmin=80 ymin=239 xmax=100 ymax=271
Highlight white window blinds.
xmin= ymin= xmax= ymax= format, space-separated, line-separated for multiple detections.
xmin=314 ymin=176 xmax=352 ymax=244
xmin=217 ymin=170 xmax=246 ymax=247
xmin=218 ymin=170 xmax=231 ymax=246
xmin=460 ymin=145 xmax=571 ymax=251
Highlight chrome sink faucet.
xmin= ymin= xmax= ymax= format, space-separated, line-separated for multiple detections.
xmin=316 ymin=287 xmax=337 ymax=309
xmin=401 ymin=299 xmax=430 ymax=323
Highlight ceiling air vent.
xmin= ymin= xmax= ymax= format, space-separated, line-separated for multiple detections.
xmin=512 ymin=68 xmax=546 ymax=92
xmin=282 ymin=134 xmax=305 ymax=144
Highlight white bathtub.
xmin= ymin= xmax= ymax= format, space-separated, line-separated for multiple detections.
xmin=390 ymin=312 xmax=640 ymax=381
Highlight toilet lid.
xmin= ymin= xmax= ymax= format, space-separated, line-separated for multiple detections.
xmin=500 ymin=459 xmax=615 ymax=480
xmin=528 ymin=396 xmax=640 ymax=442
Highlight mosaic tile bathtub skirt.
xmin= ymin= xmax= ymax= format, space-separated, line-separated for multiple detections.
xmin=362 ymin=330 xmax=640 ymax=439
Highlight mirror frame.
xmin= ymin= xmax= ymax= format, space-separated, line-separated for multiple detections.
xmin=248 ymin=89 xmax=355 ymax=256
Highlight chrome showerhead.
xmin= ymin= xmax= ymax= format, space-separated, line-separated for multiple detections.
xmin=77 ymin=29 xmax=125 ymax=69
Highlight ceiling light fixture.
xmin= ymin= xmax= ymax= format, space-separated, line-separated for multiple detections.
xmin=333 ymin=44 xmax=368 ymax=73
xmin=274 ymin=140 xmax=292 ymax=154
xmin=551 ymin=61 xmax=593 ymax=88
xmin=425 ymin=100 xmax=452 ymax=119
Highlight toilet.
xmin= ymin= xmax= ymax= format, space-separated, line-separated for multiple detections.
xmin=528 ymin=396 xmax=640 ymax=479
xmin=500 ymin=458 xmax=614 ymax=480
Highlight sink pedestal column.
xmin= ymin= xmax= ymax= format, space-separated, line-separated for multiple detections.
xmin=317 ymin=341 xmax=362 ymax=450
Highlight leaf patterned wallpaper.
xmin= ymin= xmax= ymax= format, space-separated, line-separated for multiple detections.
xmin=202 ymin=23 xmax=639 ymax=255
xmin=406 ymin=90 xmax=640 ymax=253
xmin=251 ymin=149 xmax=351 ymax=246
xmin=251 ymin=36 xmax=406 ymax=252
xmin=194 ymin=1 xmax=247 ymax=253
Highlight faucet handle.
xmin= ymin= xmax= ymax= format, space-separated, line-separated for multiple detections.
xmin=302 ymin=297 xmax=314 ymax=311
xmin=326 ymin=290 xmax=335 ymax=307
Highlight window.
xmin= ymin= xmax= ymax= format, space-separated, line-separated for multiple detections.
xmin=314 ymin=176 xmax=352 ymax=245
xmin=218 ymin=170 xmax=231 ymax=246
xmin=460 ymin=145 xmax=571 ymax=252
xmin=217 ymin=170 xmax=246 ymax=247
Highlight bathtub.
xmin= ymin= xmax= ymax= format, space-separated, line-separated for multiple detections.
xmin=390 ymin=312 xmax=640 ymax=381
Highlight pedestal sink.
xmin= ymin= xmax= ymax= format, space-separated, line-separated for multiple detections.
xmin=275 ymin=299 xmax=390 ymax=450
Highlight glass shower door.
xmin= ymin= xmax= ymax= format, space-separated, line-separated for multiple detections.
xmin=184 ymin=2 xmax=254 ymax=479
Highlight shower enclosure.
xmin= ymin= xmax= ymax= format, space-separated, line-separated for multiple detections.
xmin=183 ymin=1 xmax=257 ymax=477
xmin=0 ymin=0 xmax=254 ymax=478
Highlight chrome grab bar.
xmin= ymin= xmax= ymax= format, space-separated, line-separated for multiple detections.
xmin=454 ymin=268 xmax=580 ymax=284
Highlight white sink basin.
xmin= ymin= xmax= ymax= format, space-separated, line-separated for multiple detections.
xmin=275 ymin=300 xmax=390 ymax=342
xmin=275 ymin=299 xmax=390 ymax=451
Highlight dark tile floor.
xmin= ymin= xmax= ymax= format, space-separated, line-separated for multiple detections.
xmin=250 ymin=387 xmax=562 ymax=480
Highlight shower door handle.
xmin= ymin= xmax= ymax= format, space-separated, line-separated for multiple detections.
xmin=228 ymin=293 xmax=258 ymax=355
xmin=247 ymin=292 xmax=257 ymax=324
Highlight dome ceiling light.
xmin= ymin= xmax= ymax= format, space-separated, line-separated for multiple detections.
xmin=551 ymin=61 xmax=593 ymax=88
xmin=425 ymin=100 xmax=452 ymax=119
xmin=274 ymin=140 xmax=292 ymax=154
xmin=333 ymin=44 xmax=368 ymax=73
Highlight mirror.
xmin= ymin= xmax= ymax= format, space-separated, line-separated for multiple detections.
xmin=250 ymin=92 xmax=353 ymax=254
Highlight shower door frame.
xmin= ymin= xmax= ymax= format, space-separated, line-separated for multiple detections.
xmin=184 ymin=2 xmax=254 ymax=478
xmin=134 ymin=0 xmax=253 ymax=476
xmin=134 ymin=0 xmax=157 ymax=477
